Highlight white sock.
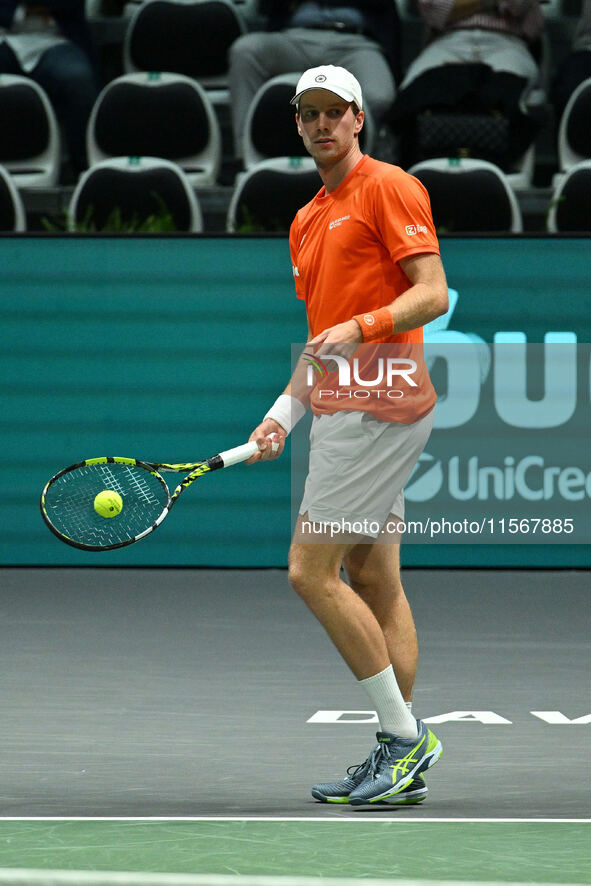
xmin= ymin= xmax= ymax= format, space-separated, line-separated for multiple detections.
xmin=359 ymin=665 xmax=418 ymax=739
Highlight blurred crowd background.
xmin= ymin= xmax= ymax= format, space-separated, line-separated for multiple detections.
xmin=1 ymin=0 xmax=590 ymax=233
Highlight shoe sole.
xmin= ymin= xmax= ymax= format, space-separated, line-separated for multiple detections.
xmin=312 ymin=782 xmax=429 ymax=806
xmin=349 ymin=738 xmax=443 ymax=806
xmin=351 ymin=784 xmax=429 ymax=808
xmin=313 ymin=795 xmax=350 ymax=804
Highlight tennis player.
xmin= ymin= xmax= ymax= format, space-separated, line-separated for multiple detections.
xmin=249 ymin=65 xmax=448 ymax=806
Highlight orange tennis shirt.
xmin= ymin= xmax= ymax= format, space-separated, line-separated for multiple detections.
xmin=289 ymin=154 xmax=440 ymax=423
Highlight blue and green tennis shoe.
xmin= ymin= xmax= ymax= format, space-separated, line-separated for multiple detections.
xmin=311 ymin=720 xmax=440 ymax=806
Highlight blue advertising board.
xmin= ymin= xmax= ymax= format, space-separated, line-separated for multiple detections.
xmin=1 ymin=235 xmax=589 ymax=567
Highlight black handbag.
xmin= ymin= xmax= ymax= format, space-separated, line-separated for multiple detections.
xmin=416 ymin=111 xmax=511 ymax=166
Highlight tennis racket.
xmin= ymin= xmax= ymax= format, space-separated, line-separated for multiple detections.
xmin=40 ymin=439 xmax=277 ymax=552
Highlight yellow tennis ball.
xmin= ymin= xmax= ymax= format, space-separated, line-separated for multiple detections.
xmin=94 ymin=490 xmax=123 ymax=518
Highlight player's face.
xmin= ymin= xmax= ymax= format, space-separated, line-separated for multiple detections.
xmin=296 ymin=89 xmax=364 ymax=167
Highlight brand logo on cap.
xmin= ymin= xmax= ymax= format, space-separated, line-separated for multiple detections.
xmin=315 ymin=74 xmax=327 ymax=83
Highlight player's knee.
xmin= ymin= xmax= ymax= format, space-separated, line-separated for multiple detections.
xmin=347 ymin=564 xmax=378 ymax=593
xmin=346 ymin=561 xmax=403 ymax=602
xmin=345 ymin=554 xmax=380 ymax=589
xmin=288 ymin=549 xmax=326 ymax=602
xmin=288 ymin=556 xmax=310 ymax=598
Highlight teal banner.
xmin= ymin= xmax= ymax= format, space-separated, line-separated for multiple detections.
xmin=1 ymin=235 xmax=589 ymax=568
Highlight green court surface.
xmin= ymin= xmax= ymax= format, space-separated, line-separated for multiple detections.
xmin=0 ymin=821 xmax=588 ymax=883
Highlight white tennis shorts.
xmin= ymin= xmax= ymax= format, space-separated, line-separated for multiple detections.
xmin=298 ymin=409 xmax=434 ymax=538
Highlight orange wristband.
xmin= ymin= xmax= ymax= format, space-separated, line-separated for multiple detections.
xmin=353 ymin=307 xmax=394 ymax=342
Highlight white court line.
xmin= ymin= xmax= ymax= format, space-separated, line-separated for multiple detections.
xmin=0 ymin=875 xmax=585 ymax=886
xmin=0 ymin=818 xmax=587 ymax=824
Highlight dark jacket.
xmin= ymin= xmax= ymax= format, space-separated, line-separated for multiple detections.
xmin=258 ymin=0 xmax=402 ymax=83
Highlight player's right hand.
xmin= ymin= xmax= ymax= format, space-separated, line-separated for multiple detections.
xmin=246 ymin=422 xmax=286 ymax=463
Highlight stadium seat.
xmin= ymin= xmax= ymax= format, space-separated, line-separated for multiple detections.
xmin=547 ymin=160 xmax=591 ymax=232
xmin=87 ymin=72 xmax=221 ymax=187
xmin=557 ymin=77 xmax=591 ymax=173
xmin=408 ymin=157 xmax=523 ymax=233
xmin=123 ymin=0 xmax=246 ymax=103
xmin=243 ymin=73 xmax=375 ymax=169
xmin=226 ymin=156 xmax=319 ymax=232
xmin=0 ymin=74 xmax=60 ymax=188
xmin=0 ymin=164 xmax=26 ymax=231
xmin=243 ymin=74 xmax=307 ymax=169
xmin=68 ymin=156 xmax=203 ymax=232
xmin=410 ymin=109 xmax=535 ymax=189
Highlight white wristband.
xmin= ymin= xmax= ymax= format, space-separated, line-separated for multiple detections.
xmin=264 ymin=394 xmax=306 ymax=435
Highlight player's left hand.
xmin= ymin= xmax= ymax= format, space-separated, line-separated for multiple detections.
xmin=308 ymin=319 xmax=362 ymax=346
xmin=307 ymin=320 xmax=362 ymax=365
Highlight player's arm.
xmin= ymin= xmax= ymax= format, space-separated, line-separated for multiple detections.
xmin=309 ymin=252 xmax=447 ymax=345
xmin=388 ymin=251 xmax=449 ymax=331
xmin=247 ymin=322 xmax=313 ymax=462
xmin=247 ymin=218 xmax=313 ymax=462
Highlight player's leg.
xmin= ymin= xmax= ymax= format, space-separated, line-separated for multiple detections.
xmin=344 ymin=536 xmax=417 ymax=702
xmin=343 ymin=529 xmax=442 ymax=806
xmin=295 ymin=408 xmax=440 ymax=802
xmin=290 ymin=519 xmax=428 ymax=805
xmin=293 ymin=410 xmax=431 ymax=715
xmin=288 ymin=521 xmax=391 ymax=680
xmin=290 ymin=519 xmax=418 ymax=731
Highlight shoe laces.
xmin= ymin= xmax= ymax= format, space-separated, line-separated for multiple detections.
xmin=346 ymin=748 xmax=376 ymax=779
xmin=365 ymin=741 xmax=395 ymax=779
xmin=346 ymin=742 xmax=393 ymax=781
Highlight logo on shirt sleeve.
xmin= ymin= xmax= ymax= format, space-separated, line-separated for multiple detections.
xmin=406 ymin=223 xmax=428 ymax=236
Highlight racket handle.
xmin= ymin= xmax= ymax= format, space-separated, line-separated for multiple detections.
xmin=219 ymin=437 xmax=279 ymax=468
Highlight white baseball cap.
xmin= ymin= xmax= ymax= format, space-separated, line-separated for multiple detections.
xmin=290 ymin=65 xmax=363 ymax=110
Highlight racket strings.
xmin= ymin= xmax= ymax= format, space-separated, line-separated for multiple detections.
xmin=112 ymin=465 xmax=162 ymax=506
xmin=44 ymin=462 xmax=169 ymax=548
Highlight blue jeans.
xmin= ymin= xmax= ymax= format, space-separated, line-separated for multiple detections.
xmin=0 ymin=40 xmax=99 ymax=172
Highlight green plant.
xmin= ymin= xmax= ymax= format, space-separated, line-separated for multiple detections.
xmin=236 ymin=206 xmax=288 ymax=233
xmin=42 ymin=193 xmax=178 ymax=233
xmin=545 ymin=193 xmax=565 ymax=228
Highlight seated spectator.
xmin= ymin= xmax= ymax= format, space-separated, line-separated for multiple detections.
xmin=551 ymin=0 xmax=591 ymax=119
xmin=228 ymin=0 xmax=401 ymax=159
xmin=389 ymin=0 xmax=545 ymax=169
xmin=0 ymin=0 xmax=101 ymax=176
